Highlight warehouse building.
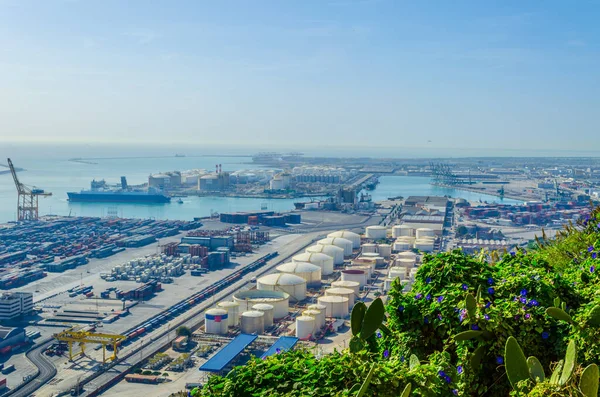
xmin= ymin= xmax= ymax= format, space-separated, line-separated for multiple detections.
xmin=0 ymin=326 xmax=26 ymax=351
xmin=0 ymin=292 xmax=33 ymax=321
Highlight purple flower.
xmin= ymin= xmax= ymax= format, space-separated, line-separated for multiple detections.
xmin=424 ymin=316 xmax=429 ymax=324
xmin=383 ymin=349 xmax=389 ymax=358
xmin=438 ymin=313 xmax=443 ymax=320
xmin=437 ymin=296 xmax=444 ymax=303
xmin=415 ymin=293 xmax=423 ymax=300
xmin=515 ymin=315 xmax=521 ymax=320
xmin=591 ymin=266 xmax=596 ymax=273
xmin=542 ymin=331 xmax=549 ymax=339
xmin=426 ymin=277 xmax=432 ymax=284
xmin=485 ymin=301 xmax=492 ymax=309
xmin=457 ymin=365 xmax=463 ymax=374
xmin=438 ymin=370 xmax=446 ymax=377
xmin=496 ymin=356 xmax=504 ymax=365
xmin=484 ymin=314 xmax=490 ymax=321
xmin=461 ymin=283 xmax=468 ymax=291
xmin=510 ymin=251 xmax=515 ymax=256
xmin=401 ymin=356 xmax=405 ymax=362
xmin=444 ymin=375 xmax=452 ymax=384
xmin=589 ymin=246 xmax=595 ymax=252
xmin=487 ymin=277 xmax=494 ymax=285
xmin=453 ymin=390 xmax=458 ymax=396
xmin=525 ymin=313 xmax=531 ymax=320
xmin=426 ymin=294 xmax=432 ymax=301
xmin=487 ymin=287 xmax=495 ymax=295
xmin=376 ymin=331 xmax=382 ymax=338
xmin=597 ymin=222 xmax=600 ymax=229
xmin=520 ymin=289 xmax=528 ymax=296
xmin=276 ymin=348 xmax=281 ymax=354
xmin=471 ymin=324 xmax=480 ymax=330
xmin=520 ymin=297 xmax=527 ymax=305
xmin=593 ymin=253 xmax=598 ymax=260
xmin=397 ymin=305 xmax=405 ymax=312
xmin=530 ymin=299 xmax=539 ymax=307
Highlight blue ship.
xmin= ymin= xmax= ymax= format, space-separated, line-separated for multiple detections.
xmin=67 ymin=177 xmax=171 ymax=204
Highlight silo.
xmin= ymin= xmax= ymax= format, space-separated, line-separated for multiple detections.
xmin=295 ymin=316 xmax=316 ymax=339
xmin=393 ymin=240 xmax=412 ymax=252
xmin=377 ymin=244 xmax=392 ymax=258
xmin=217 ymin=301 xmax=240 ymax=327
xmin=365 ymin=226 xmax=387 ymax=240
xmin=392 ymin=225 xmax=414 ymax=238
xmin=233 ymin=290 xmax=289 ymax=319
xmin=276 ymin=262 xmax=321 ymax=287
xmin=388 ymin=267 xmax=407 ymax=280
xmin=384 ymin=278 xmax=394 ymax=291
xmin=327 ymin=231 xmax=361 ymax=249
xmin=331 ymin=280 xmax=360 ymax=296
xmin=306 ymin=244 xmax=344 ymax=266
xmin=396 ymin=258 xmax=416 ymax=268
xmin=240 ymin=311 xmax=265 ymax=334
xmin=414 ymin=239 xmax=434 ymax=252
xmin=257 ymin=273 xmax=307 ymax=302
xmin=308 ymin=303 xmax=327 ymax=315
xmin=318 ymin=238 xmax=353 ymax=256
xmin=303 ymin=309 xmax=324 ymax=329
xmin=325 ymin=287 xmax=355 ymax=307
xmin=351 ymin=264 xmax=373 ymax=278
xmin=359 ymin=254 xmax=385 ymax=266
xmin=416 ymin=228 xmax=435 ymax=239
xmin=341 ymin=269 xmax=367 ymax=287
xmin=361 ymin=243 xmax=378 ymax=254
xmin=396 ymin=251 xmax=417 ymax=262
xmin=252 ymin=303 xmax=274 ymax=327
xmin=317 ymin=295 xmax=349 ymax=318
xmin=205 ymin=308 xmax=228 ymax=335
xmin=292 ymin=252 xmax=334 ymax=276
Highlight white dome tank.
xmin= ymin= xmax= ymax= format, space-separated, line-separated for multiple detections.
xmin=252 ymin=303 xmax=274 ymax=328
xmin=327 ymin=231 xmax=361 ymax=249
xmin=205 ymin=308 xmax=228 ymax=335
xmin=388 ymin=267 xmax=407 ymax=280
xmin=392 ymin=225 xmax=414 ymax=238
xmin=358 ymin=254 xmax=385 ymax=266
xmin=365 ymin=226 xmax=387 ymax=240
xmin=331 ymin=280 xmax=360 ymax=296
xmin=351 ymin=264 xmax=373 ymax=278
xmin=415 ymin=239 xmax=434 ymax=252
xmin=295 ymin=315 xmax=316 ymax=339
xmin=341 ymin=269 xmax=367 ymax=287
xmin=240 ymin=310 xmax=265 ymax=334
xmin=361 ymin=243 xmax=378 ymax=254
xmin=317 ymin=295 xmax=349 ymax=318
xmin=325 ymin=287 xmax=355 ymax=307
xmin=416 ymin=228 xmax=435 ymax=239
xmin=276 ymin=262 xmax=321 ymax=287
xmin=397 ymin=251 xmax=417 ymax=261
xmin=217 ymin=301 xmax=240 ymax=327
xmin=318 ymin=237 xmax=353 ymax=256
xmin=377 ymin=244 xmax=392 ymax=258
xmin=393 ymin=240 xmax=412 ymax=252
xmin=306 ymin=244 xmax=344 ymax=266
xmin=395 ymin=257 xmax=416 ymax=268
xmin=257 ymin=273 xmax=307 ymax=302
xmin=292 ymin=252 xmax=334 ymax=276
xmin=384 ymin=278 xmax=394 ymax=291
xmin=303 ymin=309 xmax=324 ymax=329
xmin=232 ymin=290 xmax=289 ymax=319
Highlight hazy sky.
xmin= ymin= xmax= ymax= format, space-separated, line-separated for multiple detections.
xmin=0 ymin=0 xmax=598 ymax=151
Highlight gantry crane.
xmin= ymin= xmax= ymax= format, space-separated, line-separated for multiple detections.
xmin=7 ymin=158 xmax=52 ymax=221
xmin=54 ymin=328 xmax=126 ymax=364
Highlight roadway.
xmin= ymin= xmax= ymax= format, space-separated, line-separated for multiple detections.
xmin=6 ymin=339 xmax=56 ymax=397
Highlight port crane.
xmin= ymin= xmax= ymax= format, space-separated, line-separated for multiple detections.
xmin=54 ymin=327 xmax=126 ymax=364
xmin=7 ymin=157 xmax=52 ymax=221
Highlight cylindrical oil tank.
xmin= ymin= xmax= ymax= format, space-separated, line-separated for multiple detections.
xmin=388 ymin=267 xmax=407 ymax=279
xmin=325 ymin=287 xmax=355 ymax=307
xmin=393 ymin=240 xmax=412 ymax=252
xmin=318 ymin=237 xmax=353 ymax=256
xmin=359 ymin=254 xmax=385 ymax=266
xmin=397 ymin=251 xmax=417 ymax=262
xmin=365 ymin=226 xmax=387 ymax=240
xmin=276 ymin=262 xmax=321 ymax=287
xmin=232 ymin=290 xmax=289 ymax=319
xmin=351 ymin=264 xmax=373 ymax=278
xmin=240 ymin=310 xmax=264 ymax=334
xmin=317 ymin=295 xmax=349 ymax=318
xmin=205 ymin=308 xmax=228 ymax=335
xmin=303 ymin=309 xmax=324 ymax=329
xmin=377 ymin=244 xmax=392 ymax=258
xmin=331 ymin=280 xmax=360 ymax=296
xmin=217 ymin=301 xmax=240 ymax=327
xmin=257 ymin=273 xmax=307 ymax=302
xmin=361 ymin=243 xmax=378 ymax=254
xmin=414 ymin=239 xmax=434 ymax=252
xmin=306 ymin=244 xmax=344 ymax=266
xmin=396 ymin=258 xmax=416 ymax=268
xmin=392 ymin=225 xmax=414 ymax=238
xmin=295 ymin=315 xmax=315 ymax=339
xmin=384 ymin=278 xmax=394 ymax=290
xmin=416 ymin=228 xmax=435 ymax=239
xmin=252 ymin=303 xmax=274 ymax=328
xmin=327 ymin=230 xmax=361 ymax=249
xmin=292 ymin=252 xmax=334 ymax=276
xmin=341 ymin=269 xmax=367 ymax=287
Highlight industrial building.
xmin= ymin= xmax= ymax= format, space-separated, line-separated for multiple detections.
xmin=148 ymin=171 xmax=182 ymax=190
xmin=0 ymin=292 xmax=33 ymax=321
xmin=199 ymin=171 xmax=230 ymax=192
xmin=0 ymin=326 xmax=26 ymax=351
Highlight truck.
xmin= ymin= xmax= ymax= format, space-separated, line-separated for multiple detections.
xmin=1 ymin=364 xmax=15 ymax=374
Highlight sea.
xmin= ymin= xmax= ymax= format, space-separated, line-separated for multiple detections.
xmin=0 ymin=142 xmax=530 ymax=223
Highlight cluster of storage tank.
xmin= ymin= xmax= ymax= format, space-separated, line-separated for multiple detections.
xmin=303 ymin=230 xmax=361 ymax=266
xmin=391 ymin=225 xmax=436 ymax=253
xmin=205 ymin=298 xmax=278 ymax=335
xmin=384 ymin=251 xmax=419 ymax=292
xmin=107 ymin=254 xmax=186 ymax=283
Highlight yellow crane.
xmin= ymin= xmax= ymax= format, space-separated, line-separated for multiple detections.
xmin=54 ymin=328 xmax=126 ymax=364
xmin=7 ymin=158 xmax=52 ymax=220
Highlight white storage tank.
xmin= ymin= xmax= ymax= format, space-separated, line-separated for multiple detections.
xmin=416 ymin=228 xmax=435 ymax=239
xmin=326 ymin=287 xmax=355 ymax=307
xmin=318 ymin=237 xmax=353 ymax=257
xmin=217 ymin=301 xmax=240 ymax=327
xmin=295 ymin=315 xmax=316 ymax=339
xmin=397 ymin=251 xmax=418 ymax=262
xmin=306 ymin=244 xmax=344 ymax=266
xmin=292 ymin=252 xmax=334 ymax=276
xmin=377 ymin=244 xmax=392 ymax=258
xmin=252 ymin=303 xmax=274 ymax=328
xmin=327 ymin=230 xmax=361 ymax=249
xmin=257 ymin=273 xmax=307 ymax=302
xmin=331 ymin=280 xmax=360 ymax=296
xmin=303 ymin=309 xmax=324 ymax=329
xmin=415 ymin=239 xmax=434 ymax=252
xmin=359 ymin=254 xmax=385 ymax=266
xmin=365 ymin=226 xmax=387 ymax=240
xmin=341 ymin=269 xmax=367 ymax=287
xmin=361 ymin=243 xmax=378 ymax=254
xmin=396 ymin=258 xmax=416 ymax=268
xmin=388 ymin=267 xmax=407 ymax=279
xmin=393 ymin=240 xmax=412 ymax=252
xmin=205 ymin=308 xmax=228 ymax=335
xmin=241 ymin=311 xmax=265 ymax=335
xmin=318 ymin=295 xmax=349 ymax=318
xmin=351 ymin=264 xmax=373 ymax=278
xmin=233 ymin=290 xmax=290 ymax=319
xmin=276 ymin=262 xmax=321 ymax=287
xmin=392 ymin=225 xmax=414 ymax=238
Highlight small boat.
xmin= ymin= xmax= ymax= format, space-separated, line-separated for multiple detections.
xmin=177 ymin=198 xmax=184 ymax=204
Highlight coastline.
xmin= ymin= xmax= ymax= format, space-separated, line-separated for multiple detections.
xmin=430 ymin=183 xmax=526 ymax=202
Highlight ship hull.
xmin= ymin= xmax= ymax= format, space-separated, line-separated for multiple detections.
xmin=67 ymin=192 xmax=171 ymax=204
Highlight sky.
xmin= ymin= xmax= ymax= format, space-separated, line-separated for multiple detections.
xmin=0 ymin=0 xmax=599 ymax=152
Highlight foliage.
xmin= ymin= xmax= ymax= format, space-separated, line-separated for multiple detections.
xmin=176 ymin=326 xmax=192 ymax=337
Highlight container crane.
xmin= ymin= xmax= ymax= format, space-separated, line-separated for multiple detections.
xmin=54 ymin=327 xmax=126 ymax=364
xmin=7 ymin=158 xmax=52 ymax=221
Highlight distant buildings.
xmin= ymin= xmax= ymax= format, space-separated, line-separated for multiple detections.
xmin=0 ymin=292 xmax=33 ymax=321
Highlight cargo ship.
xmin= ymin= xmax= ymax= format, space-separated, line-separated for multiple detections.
xmin=67 ymin=177 xmax=171 ymax=204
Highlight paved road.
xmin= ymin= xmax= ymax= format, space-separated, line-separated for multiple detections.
xmin=6 ymin=339 xmax=56 ymax=397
